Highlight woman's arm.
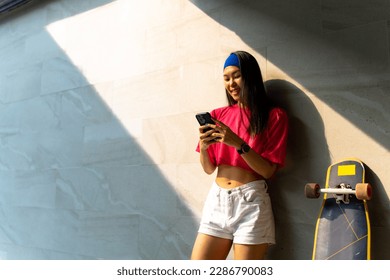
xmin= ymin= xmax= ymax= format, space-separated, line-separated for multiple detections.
xmin=199 ymin=148 xmax=216 ymax=174
xmin=239 ymin=148 xmax=277 ymax=179
xmin=198 ymin=125 xmax=217 ymax=174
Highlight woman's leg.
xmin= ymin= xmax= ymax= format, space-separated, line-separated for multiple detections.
xmin=191 ymin=233 xmax=233 ymax=260
xmin=233 ymin=243 xmax=269 ymax=260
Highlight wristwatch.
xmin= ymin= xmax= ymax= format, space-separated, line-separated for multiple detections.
xmin=237 ymin=142 xmax=251 ymax=155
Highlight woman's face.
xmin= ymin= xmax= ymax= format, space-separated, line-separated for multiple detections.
xmin=223 ymin=66 xmax=244 ymax=103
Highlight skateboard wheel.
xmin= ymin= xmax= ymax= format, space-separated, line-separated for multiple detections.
xmin=305 ymin=183 xmax=320 ymax=199
xmin=355 ymin=183 xmax=372 ymax=200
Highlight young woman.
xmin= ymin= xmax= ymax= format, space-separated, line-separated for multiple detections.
xmin=191 ymin=51 xmax=288 ymax=260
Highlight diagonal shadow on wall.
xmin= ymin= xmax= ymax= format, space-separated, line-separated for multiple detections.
xmin=0 ymin=0 xmax=198 ymax=260
xmin=190 ymin=0 xmax=389 ymax=259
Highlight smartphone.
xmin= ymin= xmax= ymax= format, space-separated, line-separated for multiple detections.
xmin=195 ymin=112 xmax=215 ymax=132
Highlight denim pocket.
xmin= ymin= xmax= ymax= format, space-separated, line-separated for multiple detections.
xmin=242 ymin=188 xmax=262 ymax=204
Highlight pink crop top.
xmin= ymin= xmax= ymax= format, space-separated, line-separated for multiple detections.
xmin=196 ymin=104 xmax=288 ymax=174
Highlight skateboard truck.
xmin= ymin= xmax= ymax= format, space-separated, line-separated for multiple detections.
xmin=334 ymin=183 xmax=351 ymax=204
xmin=305 ymin=182 xmax=372 ymax=202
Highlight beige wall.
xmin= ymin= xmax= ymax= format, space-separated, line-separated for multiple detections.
xmin=0 ymin=0 xmax=388 ymax=259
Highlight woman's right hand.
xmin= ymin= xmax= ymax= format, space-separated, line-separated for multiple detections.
xmin=199 ymin=125 xmax=217 ymax=151
xmin=198 ymin=125 xmax=218 ymax=174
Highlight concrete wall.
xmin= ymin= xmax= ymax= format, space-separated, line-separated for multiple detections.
xmin=0 ymin=0 xmax=388 ymax=259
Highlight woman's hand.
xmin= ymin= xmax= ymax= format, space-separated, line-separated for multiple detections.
xmin=198 ymin=125 xmax=219 ymax=151
xmin=210 ymin=119 xmax=244 ymax=149
xmin=207 ymin=118 xmax=277 ymax=179
xmin=198 ymin=125 xmax=218 ymax=174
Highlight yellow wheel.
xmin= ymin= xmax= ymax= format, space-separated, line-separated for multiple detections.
xmin=355 ymin=183 xmax=372 ymax=200
xmin=305 ymin=183 xmax=320 ymax=198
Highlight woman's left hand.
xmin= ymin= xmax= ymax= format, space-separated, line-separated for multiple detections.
xmin=211 ymin=118 xmax=244 ymax=149
xmin=211 ymin=118 xmax=278 ymax=179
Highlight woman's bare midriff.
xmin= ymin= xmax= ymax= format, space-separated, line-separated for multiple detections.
xmin=215 ymin=164 xmax=264 ymax=189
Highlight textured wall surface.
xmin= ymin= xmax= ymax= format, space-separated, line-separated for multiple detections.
xmin=0 ymin=0 xmax=388 ymax=259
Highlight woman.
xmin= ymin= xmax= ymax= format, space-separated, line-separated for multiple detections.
xmin=191 ymin=51 xmax=288 ymax=260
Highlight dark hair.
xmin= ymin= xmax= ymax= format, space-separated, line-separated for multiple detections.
xmin=225 ymin=51 xmax=273 ymax=135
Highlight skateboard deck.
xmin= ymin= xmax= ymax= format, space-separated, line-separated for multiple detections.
xmin=305 ymin=158 xmax=372 ymax=260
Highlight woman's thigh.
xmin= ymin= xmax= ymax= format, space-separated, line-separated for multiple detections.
xmin=233 ymin=243 xmax=269 ymax=260
xmin=191 ymin=233 xmax=232 ymax=260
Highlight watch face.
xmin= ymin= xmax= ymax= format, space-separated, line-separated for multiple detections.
xmin=237 ymin=143 xmax=250 ymax=155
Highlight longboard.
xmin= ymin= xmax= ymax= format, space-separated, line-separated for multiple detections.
xmin=305 ymin=158 xmax=372 ymax=260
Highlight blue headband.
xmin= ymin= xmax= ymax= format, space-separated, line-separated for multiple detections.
xmin=223 ymin=53 xmax=240 ymax=69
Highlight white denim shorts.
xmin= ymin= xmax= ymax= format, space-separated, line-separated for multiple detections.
xmin=198 ymin=180 xmax=275 ymax=245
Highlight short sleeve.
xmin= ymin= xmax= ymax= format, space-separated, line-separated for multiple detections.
xmin=260 ymin=108 xmax=288 ymax=167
